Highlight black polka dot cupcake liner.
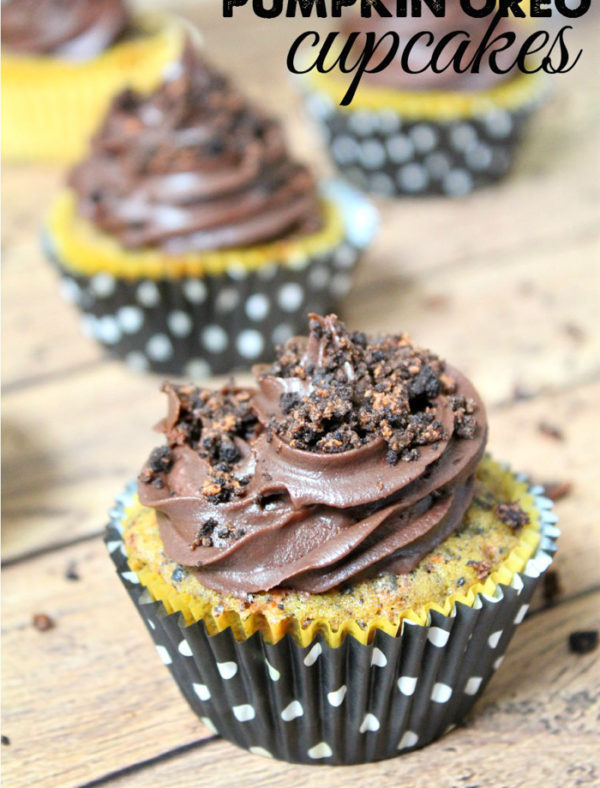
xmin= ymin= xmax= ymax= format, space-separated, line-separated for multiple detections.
xmin=105 ymin=474 xmax=558 ymax=765
xmin=299 ymin=77 xmax=549 ymax=197
xmin=44 ymin=181 xmax=377 ymax=377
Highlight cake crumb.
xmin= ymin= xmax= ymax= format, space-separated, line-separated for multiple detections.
xmin=496 ymin=502 xmax=529 ymax=531
xmin=568 ymin=631 xmax=598 ymax=655
xmin=32 ymin=613 xmax=55 ymax=632
xmin=542 ymin=480 xmax=572 ymax=501
xmin=538 ymin=421 xmax=564 ymax=441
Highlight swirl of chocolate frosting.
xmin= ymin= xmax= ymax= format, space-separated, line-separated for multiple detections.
xmin=1 ymin=0 xmax=129 ymax=59
xmin=138 ymin=315 xmax=487 ymax=595
xmin=341 ymin=2 xmax=517 ymax=92
xmin=68 ymin=43 xmax=322 ymax=252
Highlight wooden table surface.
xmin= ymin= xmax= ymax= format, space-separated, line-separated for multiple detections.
xmin=2 ymin=4 xmax=600 ymax=787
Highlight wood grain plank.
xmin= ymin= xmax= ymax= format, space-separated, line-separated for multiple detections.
xmin=1 ymin=538 xmax=212 ymax=788
xmin=98 ymin=593 xmax=600 ymax=788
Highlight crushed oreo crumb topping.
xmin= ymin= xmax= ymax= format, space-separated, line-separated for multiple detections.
xmin=568 ymin=630 xmax=598 ymax=655
xmin=262 ymin=314 xmax=476 ymax=463
xmin=141 ymin=383 xmax=258 ymax=507
xmin=189 ymin=518 xmax=247 ymax=549
xmin=496 ymin=501 xmax=530 ymax=531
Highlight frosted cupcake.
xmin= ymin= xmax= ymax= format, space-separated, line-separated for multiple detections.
xmin=300 ymin=4 xmax=547 ymax=196
xmin=106 ymin=314 xmax=558 ymax=764
xmin=1 ymin=0 xmax=185 ymax=161
xmin=44 ymin=46 xmax=376 ymax=375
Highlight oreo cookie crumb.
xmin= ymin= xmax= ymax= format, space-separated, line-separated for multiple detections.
xmin=542 ymin=480 xmax=573 ymax=501
xmin=261 ymin=314 xmax=474 ymax=463
xmin=190 ymin=517 xmax=246 ymax=549
xmin=568 ymin=631 xmax=598 ymax=655
xmin=32 ymin=613 xmax=55 ymax=632
xmin=1 ymin=735 xmax=10 ymax=746
xmin=64 ymin=561 xmax=80 ymax=582
xmin=543 ymin=570 xmax=562 ymax=606
xmin=496 ymin=501 xmax=529 ymax=531
xmin=538 ymin=421 xmax=564 ymax=441
xmin=144 ymin=383 xmax=258 ymax=504
xmin=139 ymin=446 xmax=173 ymax=486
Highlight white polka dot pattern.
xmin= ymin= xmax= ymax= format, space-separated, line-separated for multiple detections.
xmin=217 ymin=661 xmax=238 ymax=680
xmin=427 ymin=627 xmax=450 ymax=647
xmin=308 ymin=742 xmax=333 ymax=759
xmin=167 ymin=310 xmax=193 ymax=337
xmin=431 ymin=683 xmax=453 ymax=703
xmin=397 ymin=676 xmax=417 ymax=696
xmin=371 ymin=648 xmax=387 ymax=667
xmin=193 ymin=683 xmax=211 ymax=701
xmin=281 ymin=700 xmax=304 ymax=721
xmin=312 ymin=94 xmax=539 ymax=197
xmin=104 ymin=468 xmax=557 ymax=766
xmin=327 ymin=685 xmax=347 ymax=707
xmin=464 ymin=676 xmax=483 ymax=695
xmin=245 ymin=293 xmax=270 ymax=321
xmin=146 ymin=334 xmax=173 ymax=362
xmin=136 ymin=280 xmax=160 ymax=307
xmin=278 ymin=283 xmax=304 ymax=312
xmin=236 ymin=329 xmax=264 ymax=359
xmin=398 ymin=730 xmax=419 ymax=750
xmin=359 ymin=713 xmax=380 ymax=733
xmin=202 ymin=324 xmax=228 ymax=354
xmin=233 ymin=704 xmax=256 ymax=722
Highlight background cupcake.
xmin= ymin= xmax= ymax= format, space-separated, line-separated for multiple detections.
xmin=1 ymin=0 xmax=185 ymax=161
xmin=106 ymin=315 xmax=558 ymax=765
xmin=44 ymin=44 xmax=376 ymax=376
xmin=300 ymin=4 xmax=548 ymax=197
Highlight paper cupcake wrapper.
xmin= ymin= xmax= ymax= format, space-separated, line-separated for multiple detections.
xmin=44 ymin=181 xmax=377 ymax=376
xmin=300 ymin=78 xmax=548 ymax=197
xmin=1 ymin=14 xmax=184 ymax=162
xmin=105 ymin=474 xmax=558 ymax=765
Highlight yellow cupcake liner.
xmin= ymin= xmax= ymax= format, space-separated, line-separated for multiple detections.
xmin=46 ymin=188 xmax=346 ymax=280
xmin=1 ymin=14 xmax=185 ymax=162
xmin=305 ymin=67 xmax=547 ymax=122
xmin=123 ymin=456 xmax=542 ymax=648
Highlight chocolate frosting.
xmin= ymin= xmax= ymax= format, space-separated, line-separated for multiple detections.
xmin=1 ymin=0 xmax=129 ymax=59
xmin=68 ymin=44 xmax=322 ymax=252
xmin=342 ymin=2 xmax=517 ymax=92
xmin=138 ymin=315 xmax=487 ymax=595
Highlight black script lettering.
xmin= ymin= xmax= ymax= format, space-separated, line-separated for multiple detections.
xmin=430 ymin=30 xmax=472 ymax=74
xmin=543 ymin=26 xmax=582 ymax=72
xmin=465 ymin=11 xmax=515 ymax=74
xmin=400 ymin=30 xmax=435 ymax=73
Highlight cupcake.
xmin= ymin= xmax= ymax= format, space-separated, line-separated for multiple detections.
xmin=1 ymin=0 xmax=185 ymax=161
xmin=299 ymin=5 xmax=548 ymax=196
xmin=106 ymin=314 xmax=558 ymax=764
xmin=44 ymin=45 xmax=376 ymax=376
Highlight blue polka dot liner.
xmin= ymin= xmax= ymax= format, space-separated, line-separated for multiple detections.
xmin=44 ymin=180 xmax=377 ymax=376
xmin=299 ymin=81 xmax=549 ymax=198
xmin=105 ymin=473 xmax=558 ymax=765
